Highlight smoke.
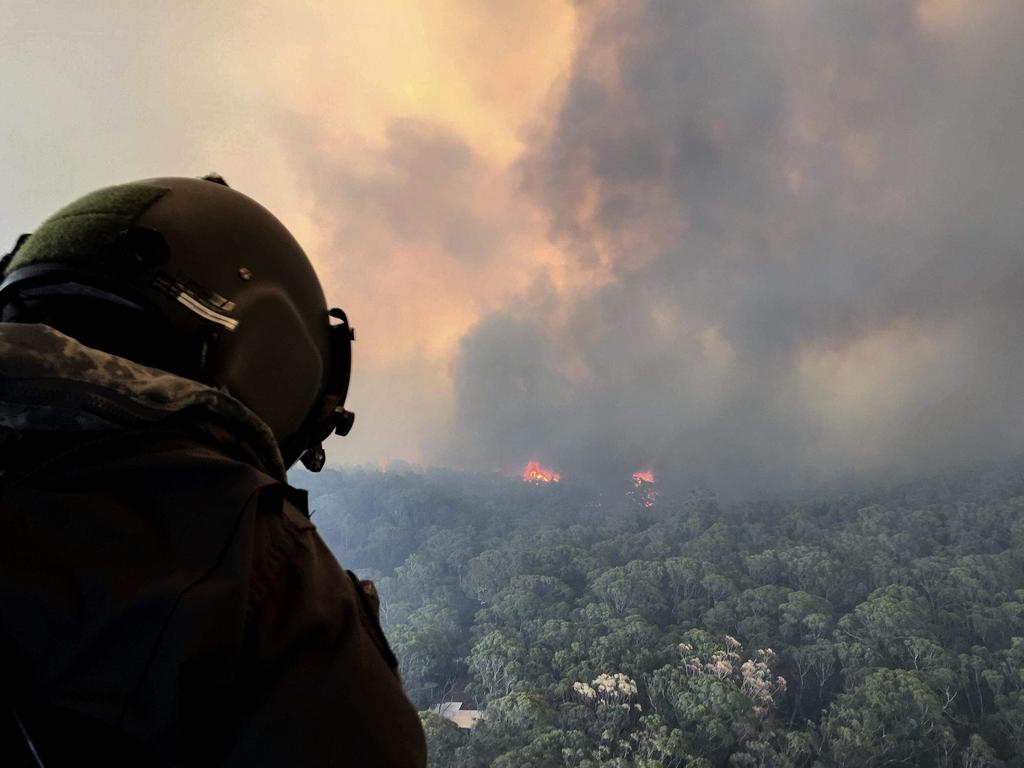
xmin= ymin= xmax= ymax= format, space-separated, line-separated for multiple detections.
xmin=443 ymin=0 xmax=1024 ymax=495
xmin=290 ymin=118 xmax=552 ymax=465
xmin=6 ymin=0 xmax=1021 ymax=494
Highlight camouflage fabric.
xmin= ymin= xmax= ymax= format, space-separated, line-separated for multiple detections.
xmin=0 ymin=322 xmax=286 ymax=480
xmin=3 ymin=183 xmax=169 ymax=276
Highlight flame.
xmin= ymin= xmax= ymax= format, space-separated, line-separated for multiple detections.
xmin=378 ymin=457 xmax=389 ymax=472
xmin=522 ymin=461 xmax=561 ymax=484
xmin=631 ymin=469 xmax=657 ymax=508
xmin=632 ymin=469 xmax=655 ymax=485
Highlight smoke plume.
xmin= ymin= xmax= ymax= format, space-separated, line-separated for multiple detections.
xmin=444 ymin=0 xmax=1024 ymax=495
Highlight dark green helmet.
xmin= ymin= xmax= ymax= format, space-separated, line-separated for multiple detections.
xmin=0 ymin=175 xmax=354 ymax=471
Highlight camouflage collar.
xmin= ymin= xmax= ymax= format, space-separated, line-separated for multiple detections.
xmin=0 ymin=322 xmax=286 ymax=481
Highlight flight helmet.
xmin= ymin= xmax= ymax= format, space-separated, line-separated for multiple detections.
xmin=0 ymin=175 xmax=354 ymax=471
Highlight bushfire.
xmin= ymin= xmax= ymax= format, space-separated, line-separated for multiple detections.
xmin=631 ymin=469 xmax=657 ymax=508
xmin=522 ymin=461 xmax=561 ymax=484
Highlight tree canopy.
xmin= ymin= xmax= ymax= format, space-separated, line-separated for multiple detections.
xmin=297 ymin=462 xmax=1024 ymax=766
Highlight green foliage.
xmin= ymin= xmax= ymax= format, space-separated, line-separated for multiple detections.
xmin=825 ymin=668 xmax=956 ymax=766
xmin=299 ymin=462 xmax=1024 ymax=766
xmin=420 ymin=712 xmax=466 ymax=768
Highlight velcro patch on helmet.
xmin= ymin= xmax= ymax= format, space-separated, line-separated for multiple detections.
xmin=4 ymin=184 xmax=170 ymax=276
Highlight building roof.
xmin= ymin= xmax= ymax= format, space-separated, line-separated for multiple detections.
xmin=433 ymin=701 xmax=484 ymax=729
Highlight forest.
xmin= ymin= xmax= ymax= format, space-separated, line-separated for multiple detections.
xmin=295 ymin=462 xmax=1024 ymax=767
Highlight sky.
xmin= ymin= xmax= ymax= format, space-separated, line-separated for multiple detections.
xmin=2 ymin=0 xmax=1023 ymax=496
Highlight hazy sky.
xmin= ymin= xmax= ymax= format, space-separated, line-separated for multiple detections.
xmin=3 ymin=1 xmax=1023 ymax=495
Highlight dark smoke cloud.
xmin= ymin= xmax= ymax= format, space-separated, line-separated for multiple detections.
xmin=443 ymin=0 xmax=1024 ymax=496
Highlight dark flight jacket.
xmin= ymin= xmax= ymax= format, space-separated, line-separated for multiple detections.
xmin=0 ymin=324 xmax=426 ymax=767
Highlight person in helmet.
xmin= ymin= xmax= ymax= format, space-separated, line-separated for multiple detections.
xmin=0 ymin=176 xmax=426 ymax=766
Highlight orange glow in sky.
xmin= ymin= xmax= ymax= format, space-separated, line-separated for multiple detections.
xmin=3 ymin=0 xmax=1018 ymax=483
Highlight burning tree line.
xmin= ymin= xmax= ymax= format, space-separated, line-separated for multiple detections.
xmin=521 ymin=461 xmax=658 ymax=508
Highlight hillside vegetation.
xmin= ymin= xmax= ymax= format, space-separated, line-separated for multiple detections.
xmin=296 ymin=464 xmax=1024 ymax=767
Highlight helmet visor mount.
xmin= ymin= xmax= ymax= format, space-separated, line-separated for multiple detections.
xmin=294 ymin=307 xmax=355 ymax=472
